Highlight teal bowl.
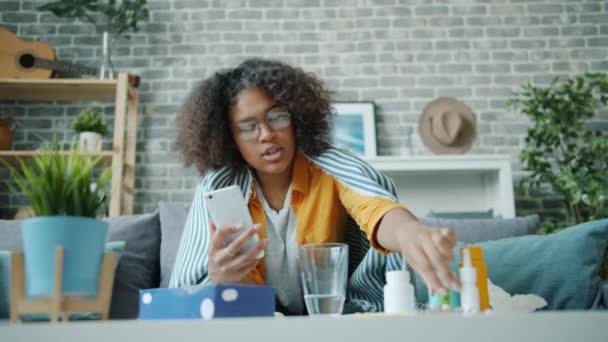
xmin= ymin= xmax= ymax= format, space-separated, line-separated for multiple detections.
xmin=21 ymin=216 xmax=108 ymax=298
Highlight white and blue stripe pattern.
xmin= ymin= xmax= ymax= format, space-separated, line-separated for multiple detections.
xmin=169 ymin=147 xmax=415 ymax=312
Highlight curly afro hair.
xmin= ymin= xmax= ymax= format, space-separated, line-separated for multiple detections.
xmin=176 ymin=58 xmax=335 ymax=175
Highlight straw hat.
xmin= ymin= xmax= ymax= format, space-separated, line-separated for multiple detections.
xmin=419 ymin=97 xmax=477 ymax=154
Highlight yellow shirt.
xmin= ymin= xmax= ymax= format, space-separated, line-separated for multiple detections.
xmin=246 ymin=153 xmax=403 ymax=285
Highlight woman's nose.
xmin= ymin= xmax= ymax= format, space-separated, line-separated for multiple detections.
xmin=257 ymin=122 xmax=275 ymax=141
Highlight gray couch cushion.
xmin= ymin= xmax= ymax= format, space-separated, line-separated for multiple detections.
xmin=420 ymin=214 xmax=541 ymax=243
xmin=158 ymin=202 xmax=188 ymax=288
xmin=0 ymin=211 xmax=161 ymax=319
xmin=428 ymin=209 xmax=494 ymax=219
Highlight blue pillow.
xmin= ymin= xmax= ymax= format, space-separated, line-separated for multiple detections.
xmin=0 ymin=241 xmax=126 ymax=320
xmin=414 ymin=219 xmax=608 ymax=310
xmin=104 ymin=241 xmax=126 ymax=257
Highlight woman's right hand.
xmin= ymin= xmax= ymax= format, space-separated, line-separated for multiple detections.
xmin=207 ymin=221 xmax=269 ymax=284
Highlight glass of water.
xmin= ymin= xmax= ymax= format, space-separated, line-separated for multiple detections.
xmin=298 ymin=243 xmax=348 ymax=317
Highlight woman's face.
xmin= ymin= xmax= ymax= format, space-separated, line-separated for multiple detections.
xmin=230 ymin=86 xmax=296 ymax=182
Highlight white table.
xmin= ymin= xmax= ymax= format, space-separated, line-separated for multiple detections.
xmin=1 ymin=312 xmax=607 ymax=342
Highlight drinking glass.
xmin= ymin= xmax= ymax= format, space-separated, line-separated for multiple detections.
xmin=298 ymin=243 xmax=348 ymax=317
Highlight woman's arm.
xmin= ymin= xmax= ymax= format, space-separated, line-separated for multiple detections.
xmin=169 ymin=183 xmax=210 ymax=288
xmin=376 ymin=207 xmax=459 ymax=295
xmin=335 ymin=181 xmax=459 ymax=295
xmin=169 ymin=182 xmax=266 ymax=288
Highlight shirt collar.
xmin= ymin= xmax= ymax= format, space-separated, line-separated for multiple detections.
xmin=249 ymin=152 xmax=310 ymax=200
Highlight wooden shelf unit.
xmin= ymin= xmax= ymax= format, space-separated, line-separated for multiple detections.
xmin=0 ymin=74 xmax=138 ymax=216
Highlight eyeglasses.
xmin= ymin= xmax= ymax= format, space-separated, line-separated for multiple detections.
xmin=234 ymin=111 xmax=292 ymax=141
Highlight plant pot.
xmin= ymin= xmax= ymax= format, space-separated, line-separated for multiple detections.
xmin=21 ymin=216 xmax=108 ymax=298
xmin=78 ymin=131 xmax=102 ymax=152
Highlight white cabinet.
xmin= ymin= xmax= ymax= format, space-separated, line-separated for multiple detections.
xmin=366 ymin=155 xmax=515 ymax=219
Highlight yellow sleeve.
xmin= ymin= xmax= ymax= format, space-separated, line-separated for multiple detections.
xmin=335 ymin=181 xmax=403 ymax=255
xmin=244 ymin=266 xmax=265 ymax=285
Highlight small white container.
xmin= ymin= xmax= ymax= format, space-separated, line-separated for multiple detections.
xmin=79 ymin=131 xmax=102 ymax=152
xmin=384 ymin=270 xmax=416 ymax=314
xmin=460 ymin=248 xmax=480 ymax=314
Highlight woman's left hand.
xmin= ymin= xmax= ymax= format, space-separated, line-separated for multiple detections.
xmin=377 ymin=208 xmax=460 ymax=295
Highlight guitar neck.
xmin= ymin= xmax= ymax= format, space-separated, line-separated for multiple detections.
xmin=34 ymin=57 xmax=99 ymax=76
xmin=31 ymin=55 xmax=140 ymax=88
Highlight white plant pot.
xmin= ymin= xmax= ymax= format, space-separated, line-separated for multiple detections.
xmin=79 ymin=132 xmax=102 ymax=152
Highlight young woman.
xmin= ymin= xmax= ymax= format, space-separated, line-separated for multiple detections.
xmin=169 ymin=58 xmax=459 ymax=315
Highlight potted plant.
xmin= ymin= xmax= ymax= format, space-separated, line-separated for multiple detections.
xmin=507 ymin=72 xmax=608 ymax=276
xmin=38 ymin=0 xmax=149 ymax=79
xmin=73 ymin=108 xmax=108 ymax=153
xmin=2 ymin=142 xmax=111 ymax=298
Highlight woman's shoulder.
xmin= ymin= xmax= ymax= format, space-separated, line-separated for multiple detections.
xmin=307 ymin=147 xmax=398 ymax=199
xmin=308 ymin=147 xmax=376 ymax=174
xmin=198 ymin=166 xmax=252 ymax=193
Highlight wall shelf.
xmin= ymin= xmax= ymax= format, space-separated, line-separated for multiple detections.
xmin=0 ymin=78 xmax=137 ymax=101
xmin=0 ymin=74 xmax=138 ymax=217
xmin=0 ymin=151 xmax=114 ymax=167
xmin=366 ymin=155 xmax=515 ymax=218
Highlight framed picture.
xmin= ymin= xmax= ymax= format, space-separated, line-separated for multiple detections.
xmin=331 ymin=102 xmax=377 ymax=158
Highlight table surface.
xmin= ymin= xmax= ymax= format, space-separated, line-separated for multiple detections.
xmin=1 ymin=311 xmax=607 ymax=342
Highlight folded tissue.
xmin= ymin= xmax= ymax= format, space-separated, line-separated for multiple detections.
xmin=487 ymin=279 xmax=547 ymax=312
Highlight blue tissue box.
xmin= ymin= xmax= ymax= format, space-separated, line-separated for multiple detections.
xmin=139 ymin=285 xmax=275 ymax=320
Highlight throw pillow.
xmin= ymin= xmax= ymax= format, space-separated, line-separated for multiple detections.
xmin=420 ymin=214 xmax=540 ymax=244
xmin=158 ymin=202 xmax=189 ymax=288
xmin=105 ymin=241 xmax=126 ymax=257
xmin=414 ymin=219 xmax=608 ymax=310
xmin=105 ymin=210 xmax=161 ymax=318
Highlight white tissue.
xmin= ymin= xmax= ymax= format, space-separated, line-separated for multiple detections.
xmin=487 ymin=278 xmax=547 ymax=312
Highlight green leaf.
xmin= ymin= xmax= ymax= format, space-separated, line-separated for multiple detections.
xmin=38 ymin=0 xmax=149 ymax=35
xmin=73 ymin=108 xmax=109 ymax=136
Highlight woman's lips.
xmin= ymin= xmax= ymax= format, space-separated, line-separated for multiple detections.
xmin=261 ymin=146 xmax=282 ymax=162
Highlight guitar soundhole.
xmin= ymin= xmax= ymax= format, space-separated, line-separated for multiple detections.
xmin=19 ymin=54 xmax=35 ymax=69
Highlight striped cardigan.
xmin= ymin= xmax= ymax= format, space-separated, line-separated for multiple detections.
xmin=169 ymin=147 xmax=415 ymax=312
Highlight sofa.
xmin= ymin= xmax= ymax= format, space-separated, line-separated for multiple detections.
xmin=1 ymin=203 xmax=607 ymax=319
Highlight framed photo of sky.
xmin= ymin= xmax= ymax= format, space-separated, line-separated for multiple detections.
xmin=332 ymin=102 xmax=377 ymax=158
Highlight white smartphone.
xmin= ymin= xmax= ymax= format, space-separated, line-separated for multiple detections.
xmin=204 ymin=185 xmax=263 ymax=258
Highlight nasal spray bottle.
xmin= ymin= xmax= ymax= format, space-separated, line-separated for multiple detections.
xmin=459 ymin=247 xmax=480 ymax=314
xmin=460 ymin=246 xmax=490 ymax=311
xmin=384 ymin=258 xmax=416 ymax=314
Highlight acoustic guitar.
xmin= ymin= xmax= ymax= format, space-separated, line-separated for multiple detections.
xmin=0 ymin=27 xmax=140 ymax=87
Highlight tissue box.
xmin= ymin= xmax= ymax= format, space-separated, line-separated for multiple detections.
xmin=139 ymin=285 xmax=275 ymax=320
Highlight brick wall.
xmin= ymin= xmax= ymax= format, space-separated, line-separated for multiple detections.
xmin=1 ymin=0 xmax=607 ymax=219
